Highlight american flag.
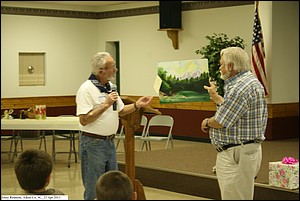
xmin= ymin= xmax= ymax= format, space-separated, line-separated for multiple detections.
xmin=251 ymin=1 xmax=269 ymax=96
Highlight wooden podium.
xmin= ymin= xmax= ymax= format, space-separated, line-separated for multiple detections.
xmin=120 ymin=96 xmax=161 ymax=200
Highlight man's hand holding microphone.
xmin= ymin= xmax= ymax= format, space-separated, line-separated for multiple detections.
xmin=106 ymin=84 xmax=118 ymax=111
xmin=111 ymin=84 xmax=118 ymax=111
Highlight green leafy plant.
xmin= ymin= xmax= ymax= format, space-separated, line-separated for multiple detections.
xmin=195 ymin=33 xmax=246 ymax=96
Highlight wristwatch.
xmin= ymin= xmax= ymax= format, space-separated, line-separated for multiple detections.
xmin=216 ymin=102 xmax=223 ymax=107
xmin=205 ymin=118 xmax=211 ymax=128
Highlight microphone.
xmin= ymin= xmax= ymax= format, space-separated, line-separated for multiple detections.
xmin=111 ymin=84 xmax=117 ymax=111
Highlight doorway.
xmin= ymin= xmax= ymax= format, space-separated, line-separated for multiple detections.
xmin=106 ymin=41 xmax=120 ymax=94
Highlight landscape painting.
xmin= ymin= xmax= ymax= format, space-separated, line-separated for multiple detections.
xmin=157 ymin=59 xmax=210 ymax=103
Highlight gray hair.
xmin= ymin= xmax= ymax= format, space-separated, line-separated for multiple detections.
xmin=220 ymin=47 xmax=251 ymax=73
xmin=91 ymin=52 xmax=111 ymax=75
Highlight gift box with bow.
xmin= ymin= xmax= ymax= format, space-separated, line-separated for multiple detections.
xmin=269 ymin=157 xmax=299 ymax=189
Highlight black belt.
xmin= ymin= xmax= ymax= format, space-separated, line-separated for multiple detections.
xmin=82 ymin=132 xmax=115 ymax=140
xmin=216 ymin=140 xmax=256 ymax=152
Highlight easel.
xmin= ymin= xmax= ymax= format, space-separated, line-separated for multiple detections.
xmin=120 ymin=96 xmax=161 ymax=200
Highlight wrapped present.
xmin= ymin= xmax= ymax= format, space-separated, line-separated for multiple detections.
xmin=35 ymin=105 xmax=47 ymax=120
xmin=269 ymin=157 xmax=299 ymax=189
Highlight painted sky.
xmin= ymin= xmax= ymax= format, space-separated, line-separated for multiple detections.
xmin=158 ymin=59 xmax=208 ymax=79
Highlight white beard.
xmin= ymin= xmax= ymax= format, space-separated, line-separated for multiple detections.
xmin=221 ymin=71 xmax=231 ymax=80
xmin=107 ymin=75 xmax=116 ymax=81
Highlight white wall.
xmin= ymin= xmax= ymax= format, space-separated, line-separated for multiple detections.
xmin=1 ymin=15 xmax=98 ymax=97
xmin=95 ymin=5 xmax=254 ymax=96
xmin=1 ymin=2 xmax=299 ymax=104
xmin=270 ymin=1 xmax=299 ymax=103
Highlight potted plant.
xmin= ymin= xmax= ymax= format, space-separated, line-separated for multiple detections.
xmin=195 ymin=33 xmax=246 ymax=96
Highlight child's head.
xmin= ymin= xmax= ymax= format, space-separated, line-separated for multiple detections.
xmin=96 ymin=170 xmax=136 ymax=200
xmin=14 ymin=149 xmax=53 ymax=192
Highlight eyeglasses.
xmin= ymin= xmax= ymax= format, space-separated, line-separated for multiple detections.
xmin=99 ymin=64 xmax=117 ymax=71
xmin=104 ymin=66 xmax=117 ymax=71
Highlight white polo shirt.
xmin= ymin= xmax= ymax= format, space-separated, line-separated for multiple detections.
xmin=76 ymin=80 xmax=124 ymax=135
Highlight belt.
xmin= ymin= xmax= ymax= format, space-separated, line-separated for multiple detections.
xmin=82 ymin=132 xmax=115 ymax=140
xmin=216 ymin=140 xmax=256 ymax=152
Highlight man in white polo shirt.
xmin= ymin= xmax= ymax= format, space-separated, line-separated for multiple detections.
xmin=76 ymin=52 xmax=152 ymax=200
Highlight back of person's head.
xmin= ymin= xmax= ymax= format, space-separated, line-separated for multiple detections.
xmin=14 ymin=149 xmax=53 ymax=192
xmin=96 ymin=170 xmax=135 ymax=200
xmin=220 ymin=46 xmax=251 ymax=73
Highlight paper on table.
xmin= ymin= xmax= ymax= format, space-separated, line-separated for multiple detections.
xmin=153 ymin=75 xmax=162 ymax=94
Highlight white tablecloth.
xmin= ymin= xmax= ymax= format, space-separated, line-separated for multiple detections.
xmin=1 ymin=116 xmax=80 ymax=131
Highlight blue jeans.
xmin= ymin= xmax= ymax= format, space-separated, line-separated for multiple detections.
xmin=80 ymin=135 xmax=117 ymax=200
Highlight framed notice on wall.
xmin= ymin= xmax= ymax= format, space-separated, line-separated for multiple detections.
xmin=19 ymin=52 xmax=45 ymax=86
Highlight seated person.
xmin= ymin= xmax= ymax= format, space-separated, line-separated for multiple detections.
xmin=14 ymin=149 xmax=64 ymax=195
xmin=96 ymin=170 xmax=137 ymax=200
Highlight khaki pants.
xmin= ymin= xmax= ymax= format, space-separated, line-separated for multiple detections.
xmin=216 ymin=143 xmax=262 ymax=200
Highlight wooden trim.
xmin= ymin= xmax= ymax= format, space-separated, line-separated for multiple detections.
xmin=1 ymin=2 xmax=254 ymax=19
xmin=1 ymin=96 xmax=76 ymax=109
xmin=1 ymin=96 xmax=299 ymax=118
xmin=267 ymin=103 xmax=299 ymax=118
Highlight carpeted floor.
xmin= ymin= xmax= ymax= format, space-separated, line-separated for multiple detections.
xmin=117 ymin=138 xmax=299 ymax=185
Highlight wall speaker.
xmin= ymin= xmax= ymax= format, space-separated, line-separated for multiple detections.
xmin=159 ymin=1 xmax=182 ymax=29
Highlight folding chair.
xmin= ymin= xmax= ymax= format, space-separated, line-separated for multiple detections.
xmin=14 ymin=130 xmax=47 ymax=153
xmin=1 ymin=131 xmax=17 ymax=163
xmin=115 ymin=124 xmax=125 ymax=150
xmin=115 ymin=115 xmax=148 ymax=151
xmin=139 ymin=115 xmax=174 ymax=151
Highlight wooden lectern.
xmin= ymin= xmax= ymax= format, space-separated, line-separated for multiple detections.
xmin=120 ymin=96 xmax=161 ymax=200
